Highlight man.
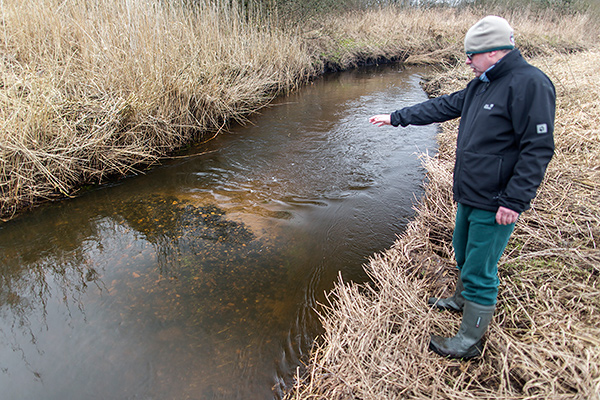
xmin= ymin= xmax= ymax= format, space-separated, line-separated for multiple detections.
xmin=369 ymin=15 xmax=555 ymax=359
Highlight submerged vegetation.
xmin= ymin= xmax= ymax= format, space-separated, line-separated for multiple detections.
xmin=2 ymin=0 xmax=599 ymax=398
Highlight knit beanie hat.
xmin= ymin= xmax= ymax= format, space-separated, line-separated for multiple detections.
xmin=464 ymin=15 xmax=515 ymax=54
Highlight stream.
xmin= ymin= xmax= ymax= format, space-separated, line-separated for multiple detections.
xmin=0 ymin=64 xmax=437 ymax=399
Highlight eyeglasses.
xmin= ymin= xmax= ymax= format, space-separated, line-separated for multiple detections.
xmin=466 ymin=53 xmax=474 ymax=60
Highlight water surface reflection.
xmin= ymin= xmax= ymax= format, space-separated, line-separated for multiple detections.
xmin=0 ymin=65 xmax=437 ymax=399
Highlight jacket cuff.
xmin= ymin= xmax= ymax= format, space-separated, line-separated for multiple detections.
xmin=390 ymin=110 xmax=403 ymax=127
xmin=498 ymin=197 xmax=526 ymax=214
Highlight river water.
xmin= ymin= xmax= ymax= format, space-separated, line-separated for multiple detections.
xmin=0 ymin=65 xmax=436 ymax=399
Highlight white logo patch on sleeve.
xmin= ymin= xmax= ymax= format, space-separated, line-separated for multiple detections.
xmin=536 ymin=123 xmax=548 ymax=134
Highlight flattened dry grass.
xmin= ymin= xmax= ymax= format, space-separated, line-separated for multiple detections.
xmin=284 ymin=48 xmax=600 ymax=400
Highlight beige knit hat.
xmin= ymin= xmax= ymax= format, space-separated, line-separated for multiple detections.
xmin=464 ymin=15 xmax=515 ymax=54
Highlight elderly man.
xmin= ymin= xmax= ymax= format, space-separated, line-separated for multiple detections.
xmin=369 ymin=16 xmax=555 ymax=359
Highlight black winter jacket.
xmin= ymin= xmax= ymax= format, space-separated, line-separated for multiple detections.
xmin=390 ymin=50 xmax=555 ymax=213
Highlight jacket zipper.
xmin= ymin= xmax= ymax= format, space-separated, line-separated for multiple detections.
xmin=456 ymin=82 xmax=490 ymax=201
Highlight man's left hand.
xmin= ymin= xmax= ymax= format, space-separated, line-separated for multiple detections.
xmin=369 ymin=114 xmax=391 ymax=127
xmin=496 ymin=206 xmax=519 ymax=225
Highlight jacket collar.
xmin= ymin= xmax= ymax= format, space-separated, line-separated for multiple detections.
xmin=485 ymin=49 xmax=524 ymax=81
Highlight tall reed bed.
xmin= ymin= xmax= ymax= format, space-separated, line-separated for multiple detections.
xmin=1 ymin=2 xmax=596 ymax=220
xmin=0 ymin=0 xmax=314 ymax=218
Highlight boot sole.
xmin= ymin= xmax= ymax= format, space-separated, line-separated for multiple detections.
xmin=428 ymin=339 xmax=483 ymax=360
xmin=428 ymin=299 xmax=463 ymax=313
xmin=430 ymin=304 xmax=463 ymax=313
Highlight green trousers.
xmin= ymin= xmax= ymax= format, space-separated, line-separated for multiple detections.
xmin=453 ymin=203 xmax=515 ymax=306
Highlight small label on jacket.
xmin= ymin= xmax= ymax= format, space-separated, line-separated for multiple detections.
xmin=536 ymin=123 xmax=548 ymax=134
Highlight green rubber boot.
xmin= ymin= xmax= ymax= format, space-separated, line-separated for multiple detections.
xmin=429 ymin=300 xmax=495 ymax=359
xmin=428 ymin=277 xmax=465 ymax=312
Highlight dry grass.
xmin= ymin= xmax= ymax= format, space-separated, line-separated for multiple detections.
xmin=0 ymin=0 xmax=314 ymax=218
xmin=1 ymin=2 xmax=598 ymax=220
xmin=303 ymin=6 xmax=597 ymax=70
xmin=284 ymin=47 xmax=600 ymax=400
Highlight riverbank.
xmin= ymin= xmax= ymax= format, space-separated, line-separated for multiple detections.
xmin=284 ymin=20 xmax=600 ymax=400
xmin=2 ymin=1 xmax=599 ymax=398
xmin=0 ymin=2 xmax=596 ymax=220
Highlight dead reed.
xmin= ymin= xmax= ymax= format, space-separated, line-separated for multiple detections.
xmin=0 ymin=0 xmax=314 ymax=218
xmin=284 ymin=45 xmax=600 ymax=400
xmin=1 ymin=2 xmax=597 ymax=220
xmin=303 ymin=5 xmax=596 ymax=70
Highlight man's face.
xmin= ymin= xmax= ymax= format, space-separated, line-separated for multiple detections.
xmin=466 ymin=52 xmax=495 ymax=78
